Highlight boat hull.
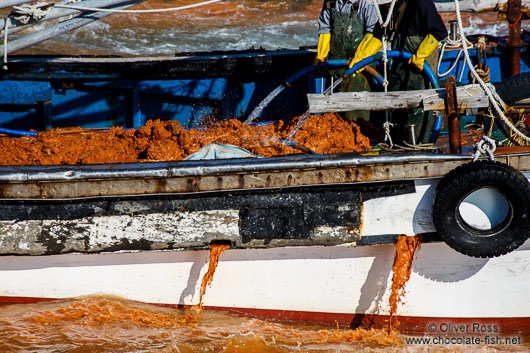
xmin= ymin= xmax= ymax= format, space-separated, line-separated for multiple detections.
xmin=2 ymin=239 xmax=530 ymax=334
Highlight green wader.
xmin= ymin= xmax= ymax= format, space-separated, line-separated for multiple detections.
xmin=328 ymin=8 xmax=372 ymax=121
xmin=389 ymin=34 xmax=439 ymax=144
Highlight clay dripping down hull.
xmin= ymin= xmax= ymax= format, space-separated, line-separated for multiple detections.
xmin=1 ymin=240 xmax=530 ymax=335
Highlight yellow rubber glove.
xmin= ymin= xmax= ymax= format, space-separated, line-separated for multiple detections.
xmin=314 ymin=33 xmax=331 ymax=66
xmin=408 ymin=33 xmax=439 ymax=71
xmin=347 ymin=34 xmax=382 ymax=76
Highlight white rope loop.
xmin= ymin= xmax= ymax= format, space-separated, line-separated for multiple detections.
xmin=436 ymin=35 xmax=473 ymax=79
xmin=11 ymin=1 xmax=50 ymax=24
xmin=54 ymin=0 xmax=224 ymax=14
xmin=473 ymin=135 xmax=497 ymax=161
xmin=383 ymin=121 xmax=394 ymax=146
xmin=372 ymin=0 xmax=397 ymax=28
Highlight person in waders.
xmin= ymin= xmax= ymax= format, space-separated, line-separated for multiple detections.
xmin=314 ymin=0 xmax=380 ymax=121
xmin=348 ymin=0 xmax=448 ymax=144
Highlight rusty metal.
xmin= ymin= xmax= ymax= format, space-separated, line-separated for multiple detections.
xmin=446 ymin=76 xmax=462 ymax=154
xmin=3 ymin=152 xmax=530 ymax=200
xmin=508 ymin=0 xmax=524 ymax=76
xmin=0 ymin=153 xmax=481 ymax=200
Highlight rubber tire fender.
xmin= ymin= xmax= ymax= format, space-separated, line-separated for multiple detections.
xmin=495 ymin=72 xmax=530 ymax=106
xmin=490 ymin=72 xmax=530 ymax=140
xmin=432 ymin=160 xmax=530 ymax=258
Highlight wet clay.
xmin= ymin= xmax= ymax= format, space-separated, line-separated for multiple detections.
xmin=0 ymin=113 xmax=371 ymax=165
xmin=388 ymin=235 xmax=422 ymax=332
xmin=187 ymin=244 xmax=231 ymax=323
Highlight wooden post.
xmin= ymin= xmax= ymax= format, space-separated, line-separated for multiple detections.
xmin=446 ymin=76 xmax=462 ymax=154
xmin=507 ymin=0 xmax=523 ymax=76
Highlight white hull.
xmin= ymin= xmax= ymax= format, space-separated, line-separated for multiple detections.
xmin=2 ymin=154 xmax=530 ymax=333
xmin=2 ymin=239 xmax=530 ymax=333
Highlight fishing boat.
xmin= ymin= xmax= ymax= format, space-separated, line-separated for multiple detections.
xmin=1 ymin=0 xmax=530 ymax=336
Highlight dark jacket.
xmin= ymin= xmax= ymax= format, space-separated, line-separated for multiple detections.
xmin=373 ymin=0 xmax=448 ymax=41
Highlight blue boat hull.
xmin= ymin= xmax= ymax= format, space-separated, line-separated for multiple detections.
xmin=0 ymin=40 xmax=528 ymax=132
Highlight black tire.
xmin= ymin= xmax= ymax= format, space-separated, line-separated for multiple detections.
xmin=433 ymin=160 xmax=530 ymax=258
xmin=489 ymin=73 xmax=530 ymax=144
xmin=495 ymin=72 xmax=530 ymax=106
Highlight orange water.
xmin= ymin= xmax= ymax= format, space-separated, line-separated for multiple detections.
xmin=1 ymin=239 xmax=528 ymax=352
xmin=0 ymin=3 xmax=527 ymax=351
xmin=1 ymin=0 xmax=521 ymax=56
xmin=1 ymin=296 xmax=527 ymax=352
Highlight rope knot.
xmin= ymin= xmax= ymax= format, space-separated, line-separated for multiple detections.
xmin=383 ymin=121 xmax=394 ymax=147
xmin=473 ymin=136 xmax=497 ymax=162
xmin=11 ymin=2 xmax=50 ymax=25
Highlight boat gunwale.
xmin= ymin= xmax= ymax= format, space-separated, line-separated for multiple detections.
xmin=0 ymin=152 xmax=477 ymax=182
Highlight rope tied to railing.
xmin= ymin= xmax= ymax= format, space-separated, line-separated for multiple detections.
xmin=11 ymin=1 xmax=50 ymax=24
xmin=473 ymin=135 xmax=497 ymax=161
xmin=54 ymin=0 xmax=224 ymax=14
xmin=472 ymin=36 xmax=490 ymax=83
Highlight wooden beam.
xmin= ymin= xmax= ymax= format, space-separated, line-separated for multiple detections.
xmin=307 ymin=86 xmax=489 ymax=114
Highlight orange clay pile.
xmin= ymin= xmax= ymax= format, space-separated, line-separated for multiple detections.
xmin=0 ymin=113 xmax=373 ymax=165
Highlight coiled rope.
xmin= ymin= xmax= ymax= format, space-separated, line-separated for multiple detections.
xmin=472 ymin=36 xmax=490 ymax=83
xmin=436 ymin=27 xmax=473 ymax=81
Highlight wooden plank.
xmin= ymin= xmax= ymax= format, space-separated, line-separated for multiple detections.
xmin=307 ymin=86 xmax=489 ymax=113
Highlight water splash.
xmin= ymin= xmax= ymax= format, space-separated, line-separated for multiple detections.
xmin=286 ymin=76 xmax=343 ymax=141
xmin=286 ymin=110 xmax=311 ymax=141
xmin=244 ymin=85 xmax=286 ymax=125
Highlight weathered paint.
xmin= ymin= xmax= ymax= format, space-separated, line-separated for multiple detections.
xmin=0 ymin=153 xmax=476 ymax=200
xmin=1 ymin=182 xmax=400 ymax=254
xmin=0 ymin=241 xmax=529 ymax=329
xmin=0 ymin=210 xmax=239 ymax=255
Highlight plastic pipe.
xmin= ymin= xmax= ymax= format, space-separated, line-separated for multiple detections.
xmin=262 ymin=52 xmax=440 ymax=143
xmin=0 ymin=127 xmax=37 ymax=137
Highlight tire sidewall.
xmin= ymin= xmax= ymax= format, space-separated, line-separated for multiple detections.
xmin=433 ymin=160 xmax=530 ymax=257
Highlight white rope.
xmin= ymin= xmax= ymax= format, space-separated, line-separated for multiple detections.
xmin=3 ymin=17 xmax=8 ymax=70
xmin=371 ymin=0 xmax=397 ymax=28
xmin=383 ymin=121 xmax=394 ymax=147
xmin=436 ymin=37 xmax=473 ymax=79
xmin=453 ymin=0 xmax=530 ymax=145
xmin=55 ymin=0 xmax=224 ymax=14
xmin=13 ymin=2 xmax=49 ymax=22
xmin=382 ymin=36 xmax=389 ymax=92
xmin=11 ymin=2 xmax=50 ymax=24
xmin=472 ymin=135 xmax=496 ymax=161
xmin=370 ymin=0 xmax=397 ymax=118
